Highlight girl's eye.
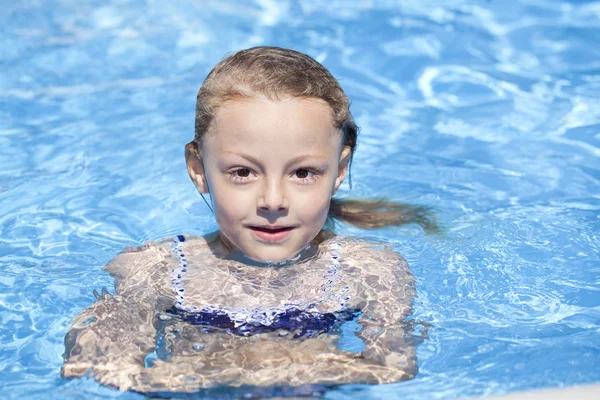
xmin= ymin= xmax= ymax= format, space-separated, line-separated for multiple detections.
xmin=293 ymin=169 xmax=318 ymax=183
xmin=234 ymin=168 xmax=251 ymax=178
xmin=295 ymin=169 xmax=310 ymax=179
xmin=228 ymin=168 xmax=254 ymax=182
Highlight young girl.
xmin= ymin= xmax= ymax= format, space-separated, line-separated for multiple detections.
xmin=61 ymin=46 xmax=437 ymax=395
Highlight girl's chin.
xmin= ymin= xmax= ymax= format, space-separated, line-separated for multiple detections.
xmin=247 ymin=240 xmax=322 ymax=265
xmin=218 ymin=236 xmax=294 ymax=264
xmin=218 ymin=231 xmax=322 ymax=265
xmin=245 ymin=248 xmax=302 ymax=264
xmin=221 ymin=239 xmax=317 ymax=265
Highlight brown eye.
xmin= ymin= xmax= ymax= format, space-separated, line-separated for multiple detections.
xmin=235 ymin=168 xmax=250 ymax=177
xmin=295 ymin=169 xmax=309 ymax=179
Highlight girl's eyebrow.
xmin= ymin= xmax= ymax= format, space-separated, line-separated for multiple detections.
xmin=286 ymin=154 xmax=328 ymax=165
xmin=220 ymin=151 xmax=261 ymax=165
xmin=220 ymin=151 xmax=327 ymax=166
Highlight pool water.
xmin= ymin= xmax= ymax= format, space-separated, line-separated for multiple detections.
xmin=1 ymin=0 xmax=599 ymax=399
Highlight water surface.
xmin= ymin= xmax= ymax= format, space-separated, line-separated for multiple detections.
xmin=1 ymin=1 xmax=599 ymax=399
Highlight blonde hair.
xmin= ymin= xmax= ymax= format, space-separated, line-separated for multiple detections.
xmin=191 ymin=46 xmax=438 ymax=233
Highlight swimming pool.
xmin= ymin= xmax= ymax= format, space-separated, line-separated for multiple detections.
xmin=1 ymin=0 xmax=599 ymax=398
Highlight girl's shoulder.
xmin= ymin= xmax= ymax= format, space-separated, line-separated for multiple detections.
xmin=103 ymin=233 xmax=215 ymax=282
xmin=335 ymin=235 xmax=409 ymax=269
xmin=332 ymin=235 xmax=413 ymax=284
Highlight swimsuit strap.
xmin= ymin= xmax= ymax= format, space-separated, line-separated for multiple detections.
xmin=170 ymin=235 xmax=194 ymax=311
xmin=318 ymin=239 xmax=352 ymax=309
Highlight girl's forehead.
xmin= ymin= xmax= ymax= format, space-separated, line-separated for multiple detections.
xmin=203 ymin=97 xmax=343 ymax=158
xmin=209 ymin=97 xmax=340 ymax=141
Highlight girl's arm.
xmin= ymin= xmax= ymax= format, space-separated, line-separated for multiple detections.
xmin=61 ymin=243 xmax=173 ymax=391
xmin=61 ymin=292 xmax=157 ymax=389
xmin=129 ymin=334 xmax=406 ymax=393
xmin=353 ymin=242 xmax=418 ymax=379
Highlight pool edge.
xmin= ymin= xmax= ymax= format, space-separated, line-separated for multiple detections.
xmin=465 ymin=383 xmax=600 ymax=400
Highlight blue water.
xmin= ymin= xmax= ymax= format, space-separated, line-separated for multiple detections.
xmin=1 ymin=0 xmax=599 ymax=399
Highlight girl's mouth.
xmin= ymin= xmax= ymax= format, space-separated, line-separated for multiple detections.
xmin=249 ymin=226 xmax=294 ymax=243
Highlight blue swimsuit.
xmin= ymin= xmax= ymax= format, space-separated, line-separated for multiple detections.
xmin=168 ymin=306 xmax=357 ymax=337
xmin=168 ymin=235 xmax=354 ymax=337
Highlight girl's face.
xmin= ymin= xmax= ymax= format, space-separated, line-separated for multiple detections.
xmin=187 ymin=96 xmax=351 ymax=262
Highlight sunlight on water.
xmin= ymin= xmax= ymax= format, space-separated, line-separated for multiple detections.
xmin=0 ymin=0 xmax=599 ymax=399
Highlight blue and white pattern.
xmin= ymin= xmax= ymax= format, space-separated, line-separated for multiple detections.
xmin=169 ymin=235 xmax=349 ymax=330
xmin=170 ymin=235 xmax=191 ymax=311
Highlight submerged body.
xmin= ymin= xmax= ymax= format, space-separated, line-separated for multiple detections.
xmin=62 ymin=232 xmax=418 ymax=392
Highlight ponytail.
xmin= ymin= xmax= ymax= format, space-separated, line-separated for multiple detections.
xmin=328 ymin=198 xmax=439 ymax=234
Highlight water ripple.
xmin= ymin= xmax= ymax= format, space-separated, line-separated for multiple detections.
xmin=2 ymin=0 xmax=600 ymax=399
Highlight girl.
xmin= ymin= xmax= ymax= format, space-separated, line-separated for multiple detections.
xmin=61 ymin=46 xmax=437 ymax=395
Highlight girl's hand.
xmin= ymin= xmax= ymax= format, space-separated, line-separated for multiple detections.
xmin=92 ymin=364 xmax=145 ymax=392
xmin=62 ymin=359 xmax=144 ymax=391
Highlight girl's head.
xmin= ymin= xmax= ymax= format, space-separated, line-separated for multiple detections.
xmin=186 ymin=47 xmax=357 ymax=262
xmin=191 ymin=46 xmax=358 ymax=156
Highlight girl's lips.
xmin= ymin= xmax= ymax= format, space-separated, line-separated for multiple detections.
xmin=249 ymin=226 xmax=294 ymax=243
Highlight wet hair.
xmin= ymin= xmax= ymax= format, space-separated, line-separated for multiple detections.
xmin=190 ymin=46 xmax=438 ymax=233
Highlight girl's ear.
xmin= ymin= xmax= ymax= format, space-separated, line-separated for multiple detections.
xmin=185 ymin=142 xmax=209 ymax=194
xmin=333 ymin=146 xmax=352 ymax=194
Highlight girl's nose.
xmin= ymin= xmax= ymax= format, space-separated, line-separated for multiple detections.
xmin=258 ymin=179 xmax=288 ymax=211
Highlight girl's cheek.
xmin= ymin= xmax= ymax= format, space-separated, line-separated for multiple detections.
xmin=213 ymin=191 xmax=242 ymax=220
xmin=296 ymin=192 xmax=330 ymax=219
